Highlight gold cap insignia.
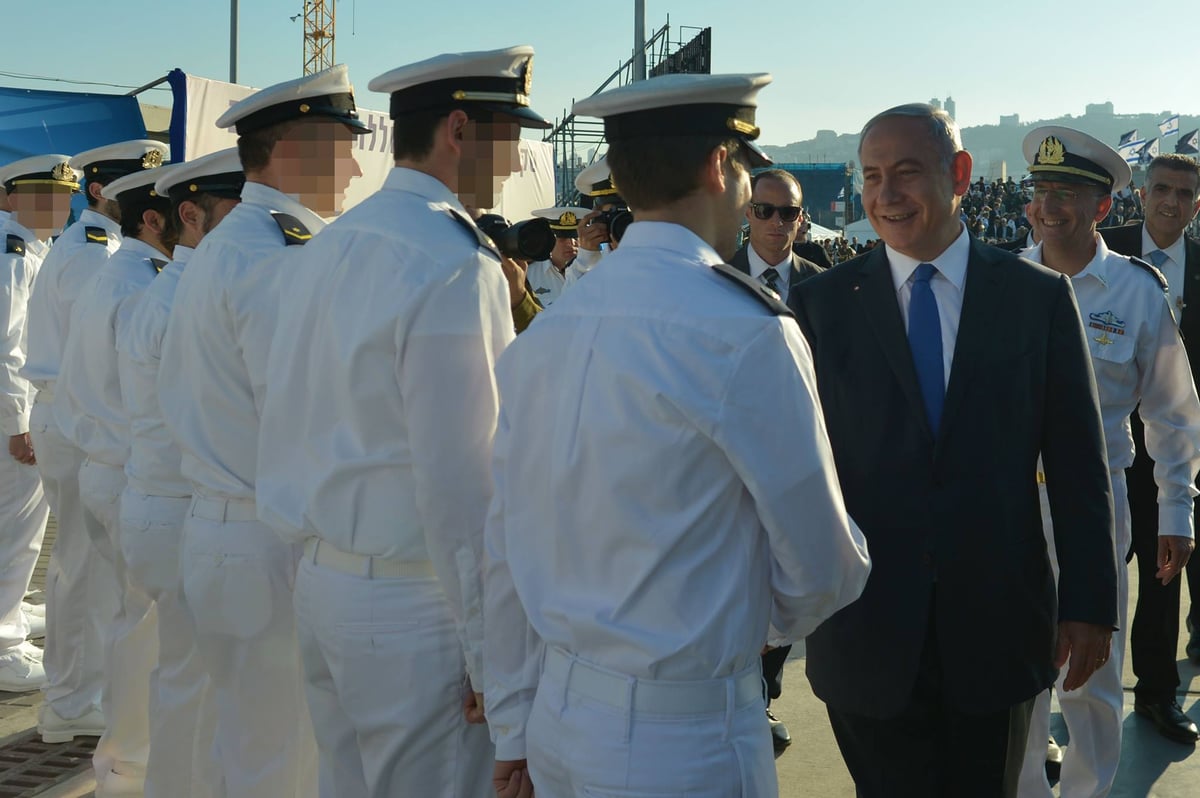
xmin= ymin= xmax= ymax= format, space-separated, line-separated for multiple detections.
xmin=520 ymin=57 xmax=533 ymax=98
xmin=142 ymin=150 xmax=164 ymax=169
xmin=189 ymin=183 xmax=199 ymax=193
xmin=727 ymin=118 xmax=761 ymax=140
xmin=559 ymin=211 xmax=578 ymax=227
xmin=299 ymin=103 xmax=311 ymax=113
xmin=1037 ymin=136 xmax=1066 ymax=166
xmin=50 ymin=162 xmax=74 ymax=182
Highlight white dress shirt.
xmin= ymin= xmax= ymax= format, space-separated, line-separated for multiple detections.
xmin=1028 ymin=235 xmax=1200 ymax=538
xmin=483 ymin=220 xmax=871 ymax=760
xmin=887 ymin=225 xmax=971 ymax=389
xmin=0 ymin=219 xmax=48 ymax=435
xmin=525 ymin=257 xmax=591 ymax=307
xmin=54 ymin=237 xmax=163 ymax=465
xmin=746 ymin=244 xmax=793 ymax=304
xmin=1141 ymin=226 xmax=1188 ymax=323
xmin=22 ymin=209 xmax=122 ymax=393
xmin=258 ymin=166 xmax=512 ymax=688
xmin=118 ymin=247 xmax=192 ymax=498
xmin=160 ymin=182 xmax=325 ymax=500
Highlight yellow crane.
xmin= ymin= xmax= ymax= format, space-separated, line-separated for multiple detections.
xmin=303 ymin=1 xmax=335 ymax=75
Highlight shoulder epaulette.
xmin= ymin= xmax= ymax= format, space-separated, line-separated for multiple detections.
xmin=446 ymin=209 xmax=501 ymax=260
xmin=270 ymin=212 xmax=312 ymax=246
xmin=84 ymin=226 xmax=108 ymax=246
xmin=711 ymin=262 xmax=795 ymax=317
xmin=149 ymin=258 xmax=167 ymax=273
xmin=5 ymin=234 xmax=25 ymax=255
xmin=1128 ymin=255 xmax=1170 ymax=293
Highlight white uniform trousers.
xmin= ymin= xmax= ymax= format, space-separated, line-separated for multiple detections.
xmin=527 ymin=647 xmax=778 ymax=797
xmin=120 ymin=490 xmax=218 ymax=798
xmin=180 ymin=496 xmax=317 ymax=798
xmin=293 ymin=541 xmax=493 ymax=798
xmin=1018 ymin=470 xmax=1128 ymax=798
xmin=79 ymin=459 xmax=157 ymax=790
xmin=30 ymin=398 xmax=114 ymax=718
xmin=0 ymin=435 xmax=48 ymax=652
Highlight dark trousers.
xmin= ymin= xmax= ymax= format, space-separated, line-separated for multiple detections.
xmin=826 ymin=601 xmax=1034 ymax=798
xmin=761 ymin=644 xmax=791 ymax=704
xmin=1127 ymin=413 xmax=1200 ymax=703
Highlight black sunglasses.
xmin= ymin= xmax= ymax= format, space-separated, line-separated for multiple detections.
xmin=749 ymin=202 xmax=802 ymax=223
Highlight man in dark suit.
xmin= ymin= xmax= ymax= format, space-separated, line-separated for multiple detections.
xmin=730 ymin=167 xmax=822 ymax=752
xmin=731 ymin=169 xmax=823 ymax=320
xmin=792 ymin=103 xmax=1119 ymax=797
xmin=793 ymin=210 xmax=834 ymax=269
xmin=1101 ymin=153 xmax=1200 ymax=743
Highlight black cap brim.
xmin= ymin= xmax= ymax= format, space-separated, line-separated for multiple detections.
xmin=743 ymin=139 xmax=772 ymax=168
xmin=483 ymin=104 xmax=552 ymax=130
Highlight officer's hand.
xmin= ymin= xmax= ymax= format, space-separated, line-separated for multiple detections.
xmin=493 ymin=760 xmax=534 ymax=798
xmin=1054 ymin=621 xmax=1112 ymax=691
xmin=463 ymin=690 xmax=487 ymax=724
xmin=578 ymin=210 xmax=608 ymax=252
xmin=1156 ymin=535 xmax=1194 ymax=585
xmin=8 ymin=433 xmax=35 ymax=466
xmin=499 ymin=257 xmax=530 ymax=309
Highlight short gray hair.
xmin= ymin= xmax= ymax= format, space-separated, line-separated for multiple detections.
xmin=858 ymin=103 xmax=962 ymax=170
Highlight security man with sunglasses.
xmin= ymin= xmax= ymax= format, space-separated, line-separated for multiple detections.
xmin=732 ymin=168 xmax=824 ymax=318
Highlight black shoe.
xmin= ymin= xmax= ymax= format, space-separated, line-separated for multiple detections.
xmin=1045 ymin=736 xmax=1064 ymax=782
xmin=767 ymin=709 xmax=791 ymax=752
xmin=1133 ymin=699 xmax=1200 ymax=744
xmin=1187 ymin=617 xmax=1200 ymax=665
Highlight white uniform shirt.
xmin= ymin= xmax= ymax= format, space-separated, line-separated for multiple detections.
xmin=1028 ymin=235 xmax=1200 ymax=538
xmin=746 ymin=244 xmax=794 ymax=304
xmin=572 ymin=247 xmax=604 ymax=274
xmin=22 ymin=209 xmax=121 ymax=393
xmin=118 ymin=247 xmax=192 ymax=498
xmin=54 ymin=237 xmax=163 ymax=464
xmin=1141 ymin=226 xmax=1187 ymax=323
xmin=258 ymin=167 xmax=512 ymax=686
xmin=159 ymin=182 xmax=325 ymax=500
xmin=0 ymin=219 xmax=49 ymax=435
xmin=483 ymin=221 xmax=871 ymax=760
xmin=525 ymin=256 xmax=589 ymax=307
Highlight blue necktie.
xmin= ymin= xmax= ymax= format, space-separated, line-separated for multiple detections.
xmin=1148 ymin=249 xmax=1169 ymax=268
xmin=908 ymin=263 xmax=944 ymax=434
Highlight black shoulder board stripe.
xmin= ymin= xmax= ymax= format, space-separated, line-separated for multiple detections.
xmin=446 ymin=209 xmax=501 ymax=260
xmin=711 ymin=262 xmax=794 ymax=317
xmin=1129 ymin=256 xmax=1169 ymax=293
xmin=270 ymin=212 xmax=312 ymax=246
xmin=5 ymin=234 xmax=25 ymax=255
xmin=84 ymin=226 xmax=107 ymax=246
xmin=150 ymin=258 xmax=167 ymax=273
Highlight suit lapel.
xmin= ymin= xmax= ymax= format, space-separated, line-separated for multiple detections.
xmin=787 ymin=253 xmax=807 ymax=316
xmin=854 ymin=248 xmax=933 ymax=439
xmin=730 ymin=246 xmax=751 ymax=275
xmin=934 ymin=240 xmax=1004 ymax=460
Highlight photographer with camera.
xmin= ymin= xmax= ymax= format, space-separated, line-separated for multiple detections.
xmin=524 ymin=207 xmax=588 ymax=306
xmin=574 ymin=158 xmax=634 ymax=274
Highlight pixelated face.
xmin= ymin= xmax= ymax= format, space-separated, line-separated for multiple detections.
xmin=550 ymin=235 xmax=578 ymax=269
xmin=11 ymin=184 xmax=74 ymax=238
xmin=457 ymin=118 xmax=521 ymax=210
xmin=276 ymin=120 xmax=362 ymax=217
xmin=1142 ymin=166 xmax=1200 ymax=245
xmin=746 ymin=176 xmax=802 ymax=261
xmin=1028 ymin=181 xmax=1110 ymax=252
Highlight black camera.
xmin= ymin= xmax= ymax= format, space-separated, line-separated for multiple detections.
xmin=475 ymin=214 xmax=556 ymax=262
xmin=595 ymin=207 xmax=634 ymax=244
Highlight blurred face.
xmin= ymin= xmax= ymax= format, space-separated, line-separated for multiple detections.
xmin=549 ymin=235 xmax=577 ymax=270
xmin=745 ymin=176 xmax=802 ymax=262
xmin=1028 ymin=181 xmax=1110 ymax=253
xmin=1141 ymin=166 xmax=1200 ymax=246
xmin=859 ymin=115 xmax=971 ymax=261
xmin=10 ymin=185 xmax=74 ymax=238
xmin=276 ymin=120 xmax=362 ymax=217
xmin=458 ymin=118 xmax=521 ymax=211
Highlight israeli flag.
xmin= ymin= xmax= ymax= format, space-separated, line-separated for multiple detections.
xmin=1118 ymin=129 xmax=1139 ymax=147
xmin=1117 ymin=140 xmax=1145 ymax=163
xmin=1159 ymin=115 xmax=1180 ymax=137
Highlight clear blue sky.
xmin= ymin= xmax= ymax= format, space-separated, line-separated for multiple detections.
xmin=3 ymin=0 xmax=1192 ymax=146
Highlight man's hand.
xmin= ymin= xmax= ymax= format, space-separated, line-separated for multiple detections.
xmin=8 ymin=433 xmax=35 ymax=466
xmin=499 ymin=257 xmax=530 ymax=309
xmin=1054 ymin=621 xmax=1112 ymax=691
xmin=493 ymin=760 xmax=534 ymax=798
xmin=463 ymin=690 xmax=487 ymax=724
xmin=1156 ymin=535 xmax=1194 ymax=585
xmin=578 ymin=210 xmax=609 ymax=252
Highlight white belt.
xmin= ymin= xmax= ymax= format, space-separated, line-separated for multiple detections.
xmin=542 ymin=647 xmax=763 ymax=716
xmin=191 ymin=495 xmax=259 ymax=522
xmin=303 ymin=538 xmax=436 ymax=579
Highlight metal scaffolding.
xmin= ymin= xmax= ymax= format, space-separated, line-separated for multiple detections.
xmin=303 ymin=1 xmax=335 ymax=75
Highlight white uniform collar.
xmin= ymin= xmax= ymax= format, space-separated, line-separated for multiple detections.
xmin=383 ymin=167 xmax=471 ymax=218
xmin=79 ymin=208 xmax=122 ymax=238
xmin=1027 ymin=233 xmax=1112 ymax=289
xmin=116 ymin=236 xmax=167 ymax=263
xmin=611 ymin=221 xmax=725 ymax=268
xmin=239 ymin=181 xmax=327 ymax=234
xmin=1141 ymin=225 xmax=1187 ymax=268
xmin=3 ymin=218 xmax=50 ymax=258
xmin=887 ymin=223 xmax=970 ymax=293
xmin=170 ymin=244 xmax=194 ymax=266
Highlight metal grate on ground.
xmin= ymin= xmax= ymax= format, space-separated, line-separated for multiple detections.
xmin=0 ymin=732 xmax=94 ymax=797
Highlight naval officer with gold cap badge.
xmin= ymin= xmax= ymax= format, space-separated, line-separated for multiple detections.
xmin=117 ymin=149 xmax=243 ymax=798
xmin=1015 ymin=126 xmax=1200 ymax=798
xmin=525 ymin=206 xmax=588 ymax=305
xmin=483 ymin=73 xmax=870 ymax=796
xmin=158 ymin=64 xmax=366 ymax=798
xmin=0 ymin=154 xmax=78 ymax=693
xmin=256 ymin=46 xmax=549 ymax=798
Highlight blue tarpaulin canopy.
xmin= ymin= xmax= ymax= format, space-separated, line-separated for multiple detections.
xmin=0 ymin=86 xmax=148 ymax=165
